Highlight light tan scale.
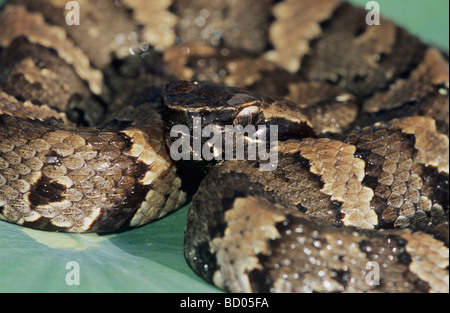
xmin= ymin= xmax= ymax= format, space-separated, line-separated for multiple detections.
xmin=390 ymin=116 xmax=449 ymax=174
xmin=295 ymin=138 xmax=378 ymax=229
xmin=0 ymin=4 xmax=104 ymax=95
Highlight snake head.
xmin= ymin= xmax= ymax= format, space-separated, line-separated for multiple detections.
xmin=162 ymin=80 xmax=314 ymax=139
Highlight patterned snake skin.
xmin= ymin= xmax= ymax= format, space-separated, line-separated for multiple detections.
xmin=0 ymin=0 xmax=448 ymax=292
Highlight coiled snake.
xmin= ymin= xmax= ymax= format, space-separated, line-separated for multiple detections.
xmin=0 ymin=0 xmax=448 ymax=293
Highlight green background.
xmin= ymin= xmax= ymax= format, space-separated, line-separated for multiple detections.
xmin=0 ymin=0 xmax=448 ymax=293
xmin=350 ymin=0 xmax=449 ymax=52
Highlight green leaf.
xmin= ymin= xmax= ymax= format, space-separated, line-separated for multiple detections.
xmin=0 ymin=204 xmax=222 ymax=292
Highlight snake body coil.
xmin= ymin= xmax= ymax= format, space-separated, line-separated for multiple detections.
xmin=0 ymin=0 xmax=448 ymax=292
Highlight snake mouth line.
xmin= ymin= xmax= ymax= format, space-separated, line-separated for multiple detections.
xmin=169 ymin=116 xmax=279 ymax=171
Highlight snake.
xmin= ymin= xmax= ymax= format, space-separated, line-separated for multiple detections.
xmin=0 ymin=0 xmax=448 ymax=293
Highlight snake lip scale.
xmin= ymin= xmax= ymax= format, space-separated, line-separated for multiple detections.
xmin=0 ymin=0 xmax=449 ymax=293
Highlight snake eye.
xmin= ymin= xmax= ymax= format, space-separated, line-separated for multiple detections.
xmin=233 ymin=105 xmax=260 ymax=126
